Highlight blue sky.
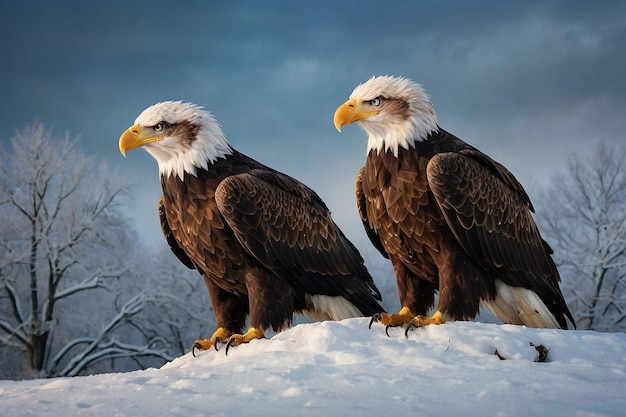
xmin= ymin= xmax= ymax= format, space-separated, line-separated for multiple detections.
xmin=1 ymin=1 xmax=625 ymax=250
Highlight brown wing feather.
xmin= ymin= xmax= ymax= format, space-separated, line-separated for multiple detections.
xmin=158 ymin=195 xmax=196 ymax=270
xmin=427 ymin=153 xmax=548 ymax=274
xmin=215 ymin=169 xmax=382 ymax=312
xmin=161 ymin=171 xmax=246 ymax=295
xmin=356 ymin=168 xmax=389 ymax=259
xmin=426 ymin=152 xmax=573 ymax=326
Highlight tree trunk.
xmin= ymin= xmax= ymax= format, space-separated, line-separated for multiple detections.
xmin=588 ymin=266 xmax=607 ymax=330
xmin=28 ymin=327 xmax=49 ymax=371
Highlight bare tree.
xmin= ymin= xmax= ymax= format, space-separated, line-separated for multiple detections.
xmin=48 ymin=292 xmax=175 ymax=377
xmin=537 ymin=142 xmax=626 ymax=331
xmin=0 ymin=122 xmax=172 ymax=378
xmin=139 ymin=245 xmax=218 ymax=355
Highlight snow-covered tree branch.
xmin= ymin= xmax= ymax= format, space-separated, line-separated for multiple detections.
xmin=0 ymin=122 xmax=142 ymax=377
xmin=0 ymin=122 xmax=217 ymax=379
xmin=537 ymin=142 xmax=626 ymax=332
xmin=49 ymin=293 xmax=173 ymax=377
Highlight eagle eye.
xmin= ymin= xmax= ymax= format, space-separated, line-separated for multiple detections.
xmin=153 ymin=122 xmax=165 ymax=132
xmin=369 ymin=97 xmax=382 ymax=107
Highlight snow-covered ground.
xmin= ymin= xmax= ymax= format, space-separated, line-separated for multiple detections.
xmin=1 ymin=318 xmax=624 ymax=417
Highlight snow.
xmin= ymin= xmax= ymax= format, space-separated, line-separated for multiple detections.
xmin=1 ymin=319 xmax=625 ymax=417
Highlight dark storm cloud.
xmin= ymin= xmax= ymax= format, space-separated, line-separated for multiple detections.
xmin=1 ymin=0 xmax=625 ymax=246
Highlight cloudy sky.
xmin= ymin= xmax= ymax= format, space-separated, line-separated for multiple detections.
xmin=1 ymin=1 xmax=625 ymax=252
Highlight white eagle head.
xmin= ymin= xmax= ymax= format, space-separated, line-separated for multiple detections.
xmin=333 ymin=76 xmax=439 ymax=156
xmin=119 ymin=101 xmax=231 ymax=179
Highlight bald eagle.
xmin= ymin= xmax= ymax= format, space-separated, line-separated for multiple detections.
xmin=119 ymin=101 xmax=384 ymax=354
xmin=333 ymin=76 xmax=574 ymax=332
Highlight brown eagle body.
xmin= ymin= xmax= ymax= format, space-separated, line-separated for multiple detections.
xmin=160 ymin=150 xmax=384 ymax=332
xmin=335 ymin=76 xmax=574 ymax=331
xmin=120 ymin=101 xmax=383 ymax=353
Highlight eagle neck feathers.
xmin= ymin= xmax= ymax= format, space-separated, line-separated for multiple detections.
xmin=156 ymin=130 xmax=232 ymax=181
xmin=136 ymin=101 xmax=233 ymax=180
xmin=359 ymin=78 xmax=439 ymax=157
xmin=365 ymin=115 xmax=439 ymax=158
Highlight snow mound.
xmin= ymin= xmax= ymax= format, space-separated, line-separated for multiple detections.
xmin=1 ymin=319 xmax=625 ymax=417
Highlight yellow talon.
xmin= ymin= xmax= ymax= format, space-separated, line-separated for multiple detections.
xmin=409 ymin=310 xmax=445 ymax=327
xmin=382 ymin=306 xmax=416 ymax=326
xmin=191 ymin=327 xmax=231 ymax=356
xmin=370 ymin=308 xmax=445 ymax=337
xmin=225 ymin=327 xmax=265 ymax=355
xmin=369 ymin=306 xmax=417 ymax=336
xmin=405 ymin=311 xmax=445 ymax=337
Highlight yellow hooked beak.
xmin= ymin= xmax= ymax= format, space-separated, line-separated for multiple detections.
xmin=118 ymin=125 xmax=163 ymax=157
xmin=333 ymin=98 xmax=380 ymax=132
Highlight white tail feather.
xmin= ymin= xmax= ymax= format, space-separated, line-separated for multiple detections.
xmin=483 ymin=280 xmax=561 ymax=329
xmin=304 ymin=294 xmax=363 ymax=322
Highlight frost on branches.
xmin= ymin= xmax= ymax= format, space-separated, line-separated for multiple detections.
xmin=0 ymin=122 xmax=214 ymax=379
xmin=538 ymin=142 xmax=626 ymax=332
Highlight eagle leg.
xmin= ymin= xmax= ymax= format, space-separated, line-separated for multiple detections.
xmin=191 ymin=327 xmax=231 ymax=357
xmin=404 ymin=310 xmax=445 ymax=338
xmin=224 ymin=327 xmax=265 ymax=355
xmin=369 ymin=306 xmax=416 ymax=336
